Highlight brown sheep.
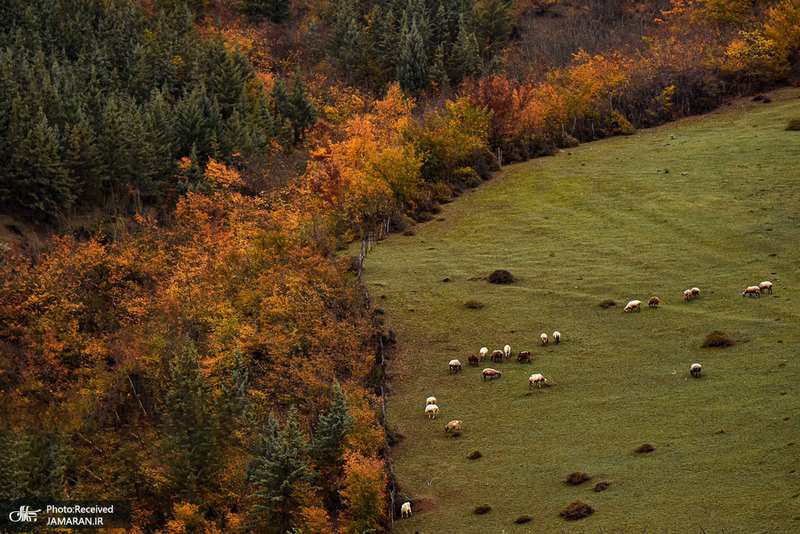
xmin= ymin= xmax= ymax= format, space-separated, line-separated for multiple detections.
xmin=482 ymin=368 xmax=502 ymax=381
xmin=490 ymin=350 xmax=504 ymax=363
xmin=517 ymin=351 xmax=531 ymax=364
xmin=468 ymin=353 xmax=480 ymax=366
xmin=445 ymin=420 xmax=462 ymax=433
xmin=648 ymin=296 xmax=660 ymax=308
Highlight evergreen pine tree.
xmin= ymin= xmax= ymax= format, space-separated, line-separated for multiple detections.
xmin=9 ymin=109 xmax=74 ymax=217
xmin=311 ymin=383 xmax=352 ymax=466
xmin=471 ymin=0 xmax=512 ymax=55
xmin=289 ymin=74 xmax=317 ymax=144
xmin=397 ymin=21 xmax=429 ymax=94
xmin=64 ymin=111 xmax=101 ymax=205
xmin=246 ymin=407 xmax=312 ymax=534
xmin=163 ymin=340 xmax=219 ymax=500
xmin=174 ymin=86 xmax=224 ymax=163
xmin=270 ymin=77 xmax=295 ymax=146
xmin=451 ymin=16 xmax=483 ymax=82
xmin=241 ymin=0 xmax=292 ymax=23
xmin=430 ymin=44 xmax=450 ymax=93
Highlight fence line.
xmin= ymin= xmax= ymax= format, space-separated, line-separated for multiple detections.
xmin=354 ymin=216 xmax=398 ymax=530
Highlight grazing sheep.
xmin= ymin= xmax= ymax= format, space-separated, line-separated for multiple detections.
xmin=684 ymin=289 xmax=692 ymax=303
xmin=648 ymin=296 xmax=660 ymax=308
xmin=528 ymin=373 xmax=548 ymax=389
xmin=742 ymin=286 xmax=761 ymax=297
xmin=479 ymin=347 xmax=488 ymax=360
xmin=759 ymin=281 xmax=773 ymax=294
xmin=483 ymin=368 xmax=502 ymax=381
xmin=445 ymin=420 xmax=462 ymax=433
xmin=426 ymin=396 xmax=437 ymax=406
xmin=491 ymin=350 xmax=504 ymax=363
xmin=401 ymin=501 xmax=412 ymax=518
xmin=691 ymin=287 xmax=700 ymax=298
xmin=425 ymin=404 xmax=439 ymax=418
xmin=504 ymin=344 xmax=511 ymax=359
xmin=690 ymin=363 xmax=702 ymax=378
xmin=553 ymin=331 xmax=561 ymax=344
xmin=449 ymin=359 xmax=462 ymax=374
xmin=540 ymin=333 xmax=548 ymax=345
xmin=517 ymin=351 xmax=531 ymax=364
xmin=468 ymin=353 xmax=480 ymax=366
xmin=624 ymin=300 xmax=642 ymax=312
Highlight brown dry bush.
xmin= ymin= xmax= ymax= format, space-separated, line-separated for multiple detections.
xmin=700 ymin=330 xmax=735 ymax=348
xmin=636 ymin=443 xmax=655 ymax=454
xmin=560 ymin=500 xmax=595 ymax=520
xmin=786 ymin=119 xmax=800 ymax=131
xmin=464 ymin=299 xmax=485 ymax=309
xmin=474 ymin=505 xmax=492 ymax=515
xmin=467 ymin=450 xmax=483 ymax=460
xmin=594 ymin=481 xmax=611 ymax=492
xmin=514 ymin=515 xmax=532 ymax=524
xmin=488 ymin=269 xmax=516 ymax=284
xmin=598 ymin=299 xmax=616 ymax=308
xmin=566 ymin=471 xmax=591 ymax=485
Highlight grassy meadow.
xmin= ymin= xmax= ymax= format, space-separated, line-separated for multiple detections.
xmin=362 ymin=88 xmax=800 ymax=533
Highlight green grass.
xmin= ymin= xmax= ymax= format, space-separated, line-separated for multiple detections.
xmin=363 ymin=88 xmax=800 ymax=533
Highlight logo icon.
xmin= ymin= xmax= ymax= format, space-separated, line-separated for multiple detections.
xmin=9 ymin=505 xmax=41 ymax=522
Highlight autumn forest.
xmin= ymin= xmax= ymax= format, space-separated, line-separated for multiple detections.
xmin=0 ymin=0 xmax=798 ymax=532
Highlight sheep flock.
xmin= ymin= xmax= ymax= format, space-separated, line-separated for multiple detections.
xmin=402 ymin=279 xmax=776 ymax=522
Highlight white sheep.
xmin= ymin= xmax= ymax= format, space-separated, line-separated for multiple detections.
xmin=690 ymin=363 xmax=702 ymax=378
xmin=553 ymin=331 xmax=561 ymax=344
xmin=401 ymin=501 xmax=412 ymax=518
xmin=540 ymin=333 xmax=548 ymax=345
xmin=691 ymin=287 xmax=700 ymax=298
xmin=449 ymin=359 xmax=462 ymax=374
xmin=445 ymin=420 xmax=462 ymax=433
xmin=490 ymin=349 xmax=504 ymax=362
xmin=624 ymin=300 xmax=642 ymax=312
xmin=504 ymin=344 xmax=511 ymax=359
xmin=742 ymin=285 xmax=761 ymax=297
xmin=479 ymin=346 xmax=488 ymax=360
xmin=529 ymin=373 xmax=548 ymax=389
xmin=759 ymin=281 xmax=773 ymax=294
xmin=426 ymin=396 xmax=437 ymax=406
xmin=425 ymin=404 xmax=439 ymax=419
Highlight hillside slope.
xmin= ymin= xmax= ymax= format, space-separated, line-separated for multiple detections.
xmin=364 ymin=88 xmax=800 ymax=533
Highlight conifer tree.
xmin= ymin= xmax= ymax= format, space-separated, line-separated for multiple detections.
xmin=451 ymin=16 xmax=483 ymax=82
xmin=246 ymin=407 xmax=312 ymax=534
xmin=289 ymin=74 xmax=317 ymax=144
xmin=397 ymin=21 xmax=429 ymax=94
xmin=163 ymin=341 xmax=219 ymax=500
xmin=174 ymin=87 xmax=224 ymax=162
xmin=430 ymin=44 xmax=450 ymax=93
xmin=312 ymin=383 xmax=352 ymax=466
xmin=8 ymin=109 xmax=74 ymax=216
xmin=471 ymin=0 xmax=512 ymax=55
xmin=241 ymin=0 xmax=292 ymax=23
